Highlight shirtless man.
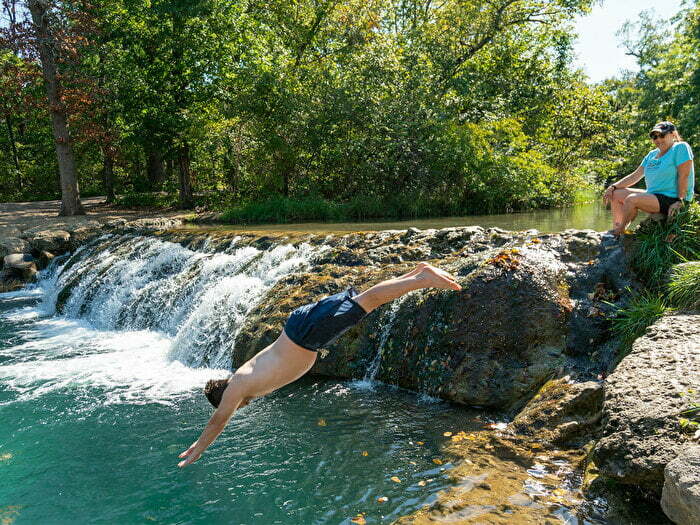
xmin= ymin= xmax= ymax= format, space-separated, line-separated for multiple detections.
xmin=178 ymin=263 xmax=462 ymax=467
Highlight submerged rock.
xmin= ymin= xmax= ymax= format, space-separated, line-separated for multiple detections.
xmin=662 ymin=445 xmax=700 ymax=525
xmin=592 ymin=312 xmax=700 ymax=493
xmin=510 ymin=377 xmax=603 ymax=447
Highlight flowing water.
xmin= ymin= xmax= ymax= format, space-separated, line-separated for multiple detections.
xmin=0 ymin=219 xmax=632 ymax=524
xmin=0 ymin=235 xmax=487 ymax=524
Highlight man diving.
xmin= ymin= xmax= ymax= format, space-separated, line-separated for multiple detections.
xmin=178 ymin=262 xmax=461 ymax=467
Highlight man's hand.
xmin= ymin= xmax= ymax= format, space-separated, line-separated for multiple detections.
xmin=178 ymin=441 xmax=202 ymax=468
xmin=668 ymin=200 xmax=684 ymax=218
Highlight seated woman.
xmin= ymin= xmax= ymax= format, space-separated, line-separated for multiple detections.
xmin=603 ymin=121 xmax=695 ymax=235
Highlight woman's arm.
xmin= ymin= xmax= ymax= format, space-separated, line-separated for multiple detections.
xmin=603 ymin=165 xmax=645 ymax=203
xmin=668 ymin=159 xmax=693 ymax=217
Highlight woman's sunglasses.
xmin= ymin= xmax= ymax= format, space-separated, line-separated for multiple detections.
xmin=649 ymin=132 xmax=667 ymax=139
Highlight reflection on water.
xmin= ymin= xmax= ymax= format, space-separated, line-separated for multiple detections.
xmin=181 ymin=202 xmax=631 ymax=235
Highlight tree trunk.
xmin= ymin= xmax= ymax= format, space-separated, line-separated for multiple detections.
xmin=145 ymin=145 xmax=165 ymax=190
xmin=102 ymin=147 xmax=115 ymax=203
xmin=177 ymin=142 xmax=194 ymax=208
xmin=28 ymin=0 xmax=84 ymax=216
xmin=5 ymin=115 xmax=22 ymax=189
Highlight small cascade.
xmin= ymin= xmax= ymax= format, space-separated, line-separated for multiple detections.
xmin=355 ymin=293 xmax=412 ymax=388
xmin=40 ymin=233 xmax=317 ymax=368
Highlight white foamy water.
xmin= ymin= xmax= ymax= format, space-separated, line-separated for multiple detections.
xmin=0 ymin=234 xmax=318 ymax=405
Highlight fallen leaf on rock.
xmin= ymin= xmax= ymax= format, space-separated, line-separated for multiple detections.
xmin=317 ymin=419 xmax=327 ymax=426
xmin=531 ymin=238 xmax=542 ymax=244
xmin=443 ymin=432 xmax=453 ymax=437
xmin=377 ymin=496 xmax=388 ymax=503
xmin=390 ymin=476 xmax=401 ymax=483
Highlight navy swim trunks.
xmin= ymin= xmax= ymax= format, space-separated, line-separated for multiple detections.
xmin=284 ymin=288 xmax=367 ymax=351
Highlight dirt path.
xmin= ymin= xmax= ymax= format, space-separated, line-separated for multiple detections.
xmin=0 ymin=196 xmax=190 ymax=236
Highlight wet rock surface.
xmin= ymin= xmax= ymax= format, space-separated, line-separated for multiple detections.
xmin=229 ymin=227 xmax=631 ymax=410
xmin=510 ymin=377 xmax=604 ymax=448
xmin=662 ymin=445 xmax=700 ymax=525
xmin=592 ymin=312 xmax=700 ymax=493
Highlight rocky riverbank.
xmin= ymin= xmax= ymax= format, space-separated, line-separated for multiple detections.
xmin=3 ymin=214 xmax=698 ymax=523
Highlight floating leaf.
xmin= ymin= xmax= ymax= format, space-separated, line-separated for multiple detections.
xmin=417 ymin=480 xmax=427 ymax=487
xmin=390 ymin=476 xmax=401 ymax=483
xmin=432 ymin=458 xmax=443 ymax=465
xmin=0 ymin=453 xmax=12 ymax=461
xmin=317 ymin=419 xmax=327 ymax=426
xmin=350 ymin=514 xmax=366 ymax=524
xmin=416 ymin=441 xmax=424 ymax=446
xmin=376 ymin=496 xmax=388 ymax=503
xmin=361 ymin=451 xmax=369 ymax=457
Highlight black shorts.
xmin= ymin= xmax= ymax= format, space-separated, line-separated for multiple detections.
xmin=653 ymin=193 xmax=681 ymax=216
xmin=284 ymin=288 xmax=367 ymax=351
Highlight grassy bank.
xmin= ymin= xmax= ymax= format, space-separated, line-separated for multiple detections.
xmin=116 ymin=187 xmax=599 ymax=224
xmin=612 ymin=202 xmax=700 ymax=346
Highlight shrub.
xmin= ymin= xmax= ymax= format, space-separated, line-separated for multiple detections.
xmin=611 ymin=291 xmax=668 ymax=346
xmin=630 ymin=202 xmax=700 ymax=288
xmin=667 ymin=262 xmax=700 ymax=310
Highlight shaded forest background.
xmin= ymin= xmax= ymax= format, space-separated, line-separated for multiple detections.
xmin=1 ymin=0 xmax=698 ymax=221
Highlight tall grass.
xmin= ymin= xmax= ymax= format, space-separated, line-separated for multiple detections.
xmin=611 ymin=292 xmax=668 ymax=346
xmin=667 ymin=262 xmax=700 ymax=310
xmin=630 ymin=202 xmax=700 ymax=288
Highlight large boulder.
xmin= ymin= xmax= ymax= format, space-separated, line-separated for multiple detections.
xmin=27 ymin=229 xmax=71 ymax=254
xmin=234 ymin=245 xmax=575 ymax=410
xmin=0 ymin=238 xmax=28 ymax=261
xmin=3 ymin=253 xmax=38 ymax=280
xmin=662 ymin=445 xmax=700 ymax=525
xmin=592 ymin=313 xmax=700 ymax=493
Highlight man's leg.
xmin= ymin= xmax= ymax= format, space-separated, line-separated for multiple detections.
xmin=613 ymin=192 xmax=660 ymax=235
xmin=353 ymin=262 xmax=461 ymax=313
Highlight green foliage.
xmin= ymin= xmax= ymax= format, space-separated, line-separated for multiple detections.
xmin=678 ymin=390 xmax=700 ymax=433
xmin=114 ymin=192 xmax=178 ymax=209
xmin=2 ymin=0 xmax=622 ymax=218
xmin=630 ymin=202 xmax=700 ymax=288
xmin=610 ymin=291 xmax=668 ymax=346
xmin=667 ymin=262 xmax=700 ymax=310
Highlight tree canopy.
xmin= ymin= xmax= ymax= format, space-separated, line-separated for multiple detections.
xmin=1 ymin=0 xmax=695 ymax=219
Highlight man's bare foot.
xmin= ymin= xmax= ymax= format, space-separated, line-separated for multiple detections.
xmin=415 ymin=264 xmax=462 ymax=291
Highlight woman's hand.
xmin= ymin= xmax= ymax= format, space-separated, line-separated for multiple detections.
xmin=668 ymin=200 xmax=684 ymax=218
xmin=603 ymin=185 xmax=616 ymax=205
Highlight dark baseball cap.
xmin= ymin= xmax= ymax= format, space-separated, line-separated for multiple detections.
xmin=650 ymin=121 xmax=676 ymax=136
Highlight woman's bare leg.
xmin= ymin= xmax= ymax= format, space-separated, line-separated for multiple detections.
xmin=610 ymin=188 xmax=646 ymax=232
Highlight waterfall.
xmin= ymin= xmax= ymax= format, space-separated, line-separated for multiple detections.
xmin=40 ymin=234 xmax=317 ymax=369
xmin=353 ymin=293 xmax=412 ymax=389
